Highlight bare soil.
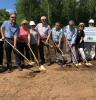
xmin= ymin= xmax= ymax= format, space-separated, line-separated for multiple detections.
xmin=0 ymin=61 xmax=96 ymax=100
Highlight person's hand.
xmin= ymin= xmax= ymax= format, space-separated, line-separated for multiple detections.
xmin=69 ymin=44 xmax=73 ymax=48
xmin=55 ymin=43 xmax=59 ymax=48
xmin=27 ymin=43 xmax=30 ymax=47
xmin=80 ymin=40 xmax=82 ymax=44
xmin=57 ymin=44 xmax=60 ymax=48
xmin=13 ymin=44 xmax=16 ymax=49
xmin=45 ymin=40 xmax=48 ymax=45
xmin=2 ymin=36 xmax=5 ymax=41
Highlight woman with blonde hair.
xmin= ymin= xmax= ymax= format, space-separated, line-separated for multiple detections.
xmin=16 ymin=19 xmax=30 ymax=70
xmin=75 ymin=22 xmax=92 ymax=65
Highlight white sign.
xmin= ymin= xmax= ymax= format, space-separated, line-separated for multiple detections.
xmin=84 ymin=27 xmax=96 ymax=42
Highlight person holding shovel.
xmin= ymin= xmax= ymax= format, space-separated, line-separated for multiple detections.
xmin=75 ymin=23 xmax=92 ymax=66
xmin=63 ymin=20 xmax=77 ymax=65
xmin=1 ymin=13 xmax=19 ymax=72
xmin=51 ymin=22 xmax=65 ymax=65
xmin=16 ymin=19 xmax=30 ymax=69
xmin=29 ymin=21 xmax=40 ymax=62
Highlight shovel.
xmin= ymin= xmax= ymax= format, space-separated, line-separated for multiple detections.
xmin=5 ymin=39 xmax=34 ymax=66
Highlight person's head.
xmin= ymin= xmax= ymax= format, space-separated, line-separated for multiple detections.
xmin=55 ymin=22 xmax=61 ymax=30
xmin=78 ymin=22 xmax=85 ymax=31
xmin=89 ymin=19 xmax=94 ymax=27
xmin=29 ymin=21 xmax=36 ymax=29
xmin=21 ymin=19 xmax=29 ymax=28
xmin=9 ymin=13 xmax=17 ymax=23
xmin=40 ymin=16 xmax=47 ymax=25
xmin=68 ymin=20 xmax=75 ymax=27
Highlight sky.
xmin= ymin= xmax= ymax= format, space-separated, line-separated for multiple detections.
xmin=0 ymin=0 xmax=16 ymax=12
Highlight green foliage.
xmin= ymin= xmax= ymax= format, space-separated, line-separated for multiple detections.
xmin=16 ymin=0 xmax=96 ymax=26
xmin=0 ymin=9 xmax=9 ymax=22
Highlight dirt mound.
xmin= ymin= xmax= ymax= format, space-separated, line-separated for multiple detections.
xmin=0 ymin=62 xmax=96 ymax=100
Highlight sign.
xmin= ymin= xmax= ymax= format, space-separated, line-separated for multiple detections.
xmin=84 ymin=27 xmax=96 ymax=42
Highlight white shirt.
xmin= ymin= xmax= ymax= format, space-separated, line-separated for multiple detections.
xmin=36 ymin=23 xmax=51 ymax=39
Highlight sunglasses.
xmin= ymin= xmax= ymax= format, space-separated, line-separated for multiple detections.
xmin=79 ymin=25 xmax=84 ymax=27
xmin=56 ymin=24 xmax=60 ymax=26
xmin=11 ymin=17 xmax=16 ymax=19
xmin=23 ymin=23 xmax=28 ymax=25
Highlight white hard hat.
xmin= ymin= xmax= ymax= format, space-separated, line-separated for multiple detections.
xmin=89 ymin=19 xmax=94 ymax=23
xmin=29 ymin=21 xmax=36 ymax=26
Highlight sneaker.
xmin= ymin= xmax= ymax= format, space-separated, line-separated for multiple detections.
xmin=85 ymin=62 xmax=92 ymax=66
xmin=39 ymin=65 xmax=46 ymax=71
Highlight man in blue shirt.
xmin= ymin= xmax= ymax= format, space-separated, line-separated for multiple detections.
xmin=63 ymin=20 xmax=77 ymax=64
xmin=51 ymin=22 xmax=65 ymax=65
xmin=1 ymin=13 xmax=19 ymax=72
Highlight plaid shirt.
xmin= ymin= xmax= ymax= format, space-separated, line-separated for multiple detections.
xmin=51 ymin=27 xmax=63 ymax=42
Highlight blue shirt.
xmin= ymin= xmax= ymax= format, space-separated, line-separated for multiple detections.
xmin=1 ymin=21 xmax=19 ymax=38
xmin=63 ymin=25 xmax=77 ymax=44
xmin=51 ymin=27 xmax=63 ymax=42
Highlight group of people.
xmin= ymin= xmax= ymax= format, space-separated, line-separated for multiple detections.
xmin=0 ymin=12 xmax=94 ymax=72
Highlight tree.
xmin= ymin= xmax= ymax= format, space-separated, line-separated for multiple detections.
xmin=16 ymin=0 xmax=96 ymax=26
xmin=0 ymin=9 xmax=9 ymax=22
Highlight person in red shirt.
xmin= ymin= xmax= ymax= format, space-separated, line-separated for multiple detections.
xmin=16 ymin=20 xmax=30 ymax=70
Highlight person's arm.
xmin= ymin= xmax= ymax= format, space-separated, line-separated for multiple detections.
xmin=27 ymin=31 xmax=30 ymax=46
xmin=14 ymin=26 xmax=19 ymax=48
xmin=1 ymin=22 xmax=5 ymax=41
xmin=57 ymin=37 xmax=61 ymax=48
xmin=80 ymin=37 xmax=84 ymax=43
xmin=45 ymin=26 xmax=51 ymax=44
xmin=71 ymin=28 xmax=77 ymax=46
xmin=37 ymin=32 xmax=40 ymax=46
xmin=14 ymin=34 xmax=17 ymax=48
xmin=80 ymin=31 xmax=85 ymax=43
xmin=45 ymin=32 xmax=51 ymax=44
xmin=58 ymin=30 xmax=64 ymax=48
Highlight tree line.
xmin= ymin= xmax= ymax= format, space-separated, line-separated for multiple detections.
xmin=0 ymin=0 xmax=96 ymax=26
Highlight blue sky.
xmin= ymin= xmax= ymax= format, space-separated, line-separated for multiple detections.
xmin=0 ymin=0 xmax=16 ymax=12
